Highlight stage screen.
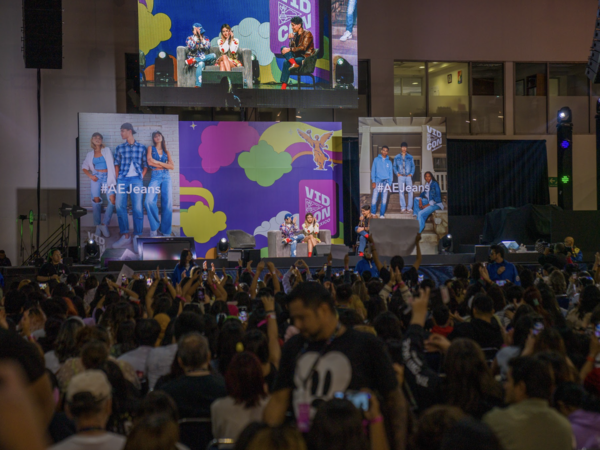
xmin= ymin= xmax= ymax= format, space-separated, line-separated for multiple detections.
xmin=358 ymin=117 xmax=448 ymax=254
xmin=77 ymin=113 xmax=181 ymax=257
xmin=178 ymin=121 xmax=344 ymax=258
xmin=138 ymin=0 xmax=358 ymax=108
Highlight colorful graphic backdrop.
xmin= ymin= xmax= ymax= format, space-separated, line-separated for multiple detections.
xmin=179 ymin=121 xmax=343 ymax=258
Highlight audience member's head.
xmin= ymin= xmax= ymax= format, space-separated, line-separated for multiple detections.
xmin=124 ymin=414 xmax=179 ymax=450
xmin=225 ymin=352 xmax=268 ymax=408
xmin=440 ymin=418 xmax=503 ymax=450
xmin=412 ymin=405 xmax=465 ymax=450
xmin=372 ymin=312 xmax=402 ymax=341
xmin=177 ymin=333 xmax=210 ymax=372
xmin=307 ymin=398 xmax=368 ymax=450
xmin=65 ymin=370 xmax=113 ymax=429
xmin=506 ymin=356 xmax=553 ymax=403
xmin=246 ymin=425 xmax=307 ymax=450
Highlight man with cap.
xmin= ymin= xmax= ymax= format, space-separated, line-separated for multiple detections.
xmin=186 ymin=23 xmax=217 ymax=87
xmin=49 ymin=370 xmax=125 ymax=450
xmin=113 ymin=123 xmax=147 ymax=251
xmin=280 ymin=214 xmax=303 ymax=257
xmin=393 ymin=142 xmax=415 ymax=214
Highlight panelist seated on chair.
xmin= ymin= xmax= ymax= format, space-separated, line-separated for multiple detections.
xmin=280 ymin=16 xmax=315 ymax=90
xmin=280 ymin=214 xmax=304 ymax=257
xmin=356 ymin=205 xmax=378 ymax=257
xmin=301 ymin=213 xmax=320 ymax=257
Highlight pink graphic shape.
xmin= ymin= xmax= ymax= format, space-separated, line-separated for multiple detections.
xmin=198 ymin=122 xmax=260 ymax=174
xmin=299 ymin=180 xmax=337 ymax=235
xmin=180 ymin=174 xmax=203 ymax=188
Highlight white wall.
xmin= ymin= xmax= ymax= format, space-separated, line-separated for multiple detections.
xmin=0 ymin=0 xmax=119 ymax=263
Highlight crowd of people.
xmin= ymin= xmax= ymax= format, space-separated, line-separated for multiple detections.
xmin=2 ymin=236 xmax=600 ymax=450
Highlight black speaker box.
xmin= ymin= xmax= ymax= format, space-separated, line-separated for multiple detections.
xmin=23 ymin=0 xmax=63 ymax=69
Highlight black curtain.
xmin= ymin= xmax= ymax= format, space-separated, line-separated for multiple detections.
xmin=447 ymin=139 xmax=550 ymax=216
xmin=342 ymin=137 xmax=360 ymax=246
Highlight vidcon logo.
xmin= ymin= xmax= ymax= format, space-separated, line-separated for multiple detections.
xmin=299 ymin=180 xmax=337 ymax=235
xmin=426 ymin=126 xmax=443 ymax=152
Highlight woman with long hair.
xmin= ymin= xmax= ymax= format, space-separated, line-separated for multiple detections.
xmin=566 ymin=284 xmax=600 ymax=330
xmin=442 ymin=338 xmax=503 ymax=419
xmin=211 ymin=352 xmax=269 ymax=440
xmin=144 ymin=131 xmax=174 ymax=237
xmin=302 ymin=213 xmax=320 ymax=257
xmin=216 ymin=24 xmax=243 ymax=72
xmin=171 ymin=249 xmax=195 ymax=286
xmin=81 ymin=132 xmax=116 ymax=237
xmin=45 ymin=317 xmax=85 ymax=373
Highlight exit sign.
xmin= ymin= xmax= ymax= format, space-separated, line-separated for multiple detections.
xmin=548 ymin=177 xmax=558 ymax=188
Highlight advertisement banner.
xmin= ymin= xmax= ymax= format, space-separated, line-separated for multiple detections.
xmin=178 ymin=121 xmax=343 ymax=258
xmin=358 ymin=117 xmax=448 ymax=254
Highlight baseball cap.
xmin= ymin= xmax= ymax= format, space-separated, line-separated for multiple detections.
xmin=192 ymin=23 xmax=206 ymax=33
xmin=120 ymin=122 xmax=137 ymax=134
xmin=284 ymin=213 xmax=293 ymax=220
xmin=66 ymin=370 xmax=112 ymax=403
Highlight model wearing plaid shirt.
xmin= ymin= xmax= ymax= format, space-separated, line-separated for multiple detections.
xmin=185 ymin=23 xmax=217 ymax=87
xmin=113 ymin=123 xmax=148 ymax=251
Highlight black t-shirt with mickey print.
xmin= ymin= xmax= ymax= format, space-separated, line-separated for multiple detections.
xmin=274 ymin=326 xmax=398 ymax=417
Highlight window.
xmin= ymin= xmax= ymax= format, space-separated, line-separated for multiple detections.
xmin=427 ymin=62 xmax=469 ymax=135
xmin=548 ymin=63 xmax=589 ymax=134
xmin=433 ymin=157 xmax=447 ymax=171
xmin=471 ymin=63 xmax=504 ymax=134
xmin=514 ymin=63 xmax=547 ymax=134
xmin=393 ymin=62 xmax=426 ymax=117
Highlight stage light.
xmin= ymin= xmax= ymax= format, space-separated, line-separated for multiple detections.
xmin=155 ymin=51 xmax=174 ymax=84
xmin=438 ymin=234 xmax=453 ymax=254
xmin=557 ymin=107 xmax=572 ymax=124
xmin=560 ymin=139 xmax=571 ymax=149
xmin=83 ymin=239 xmax=100 ymax=264
xmin=334 ymin=57 xmax=354 ymax=89
xmin=217 ymin=238 xmax=229 ymax=259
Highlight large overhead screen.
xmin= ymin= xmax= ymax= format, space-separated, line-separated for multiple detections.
xmin=138 ymin=0 xmax=358 ymax=108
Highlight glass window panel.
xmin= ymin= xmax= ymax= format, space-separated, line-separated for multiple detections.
xmin=591 ymin=96 xmax=600 ymax=134
xmin=471 ymin=63 xmax=504 ymax=134
xmin=394 ymin=62 xmax=426 ymax=117
xmin=515 ymin=63 xmax=547 ymax=134
xmin=427 ymin=62 xmax=469 ymax=135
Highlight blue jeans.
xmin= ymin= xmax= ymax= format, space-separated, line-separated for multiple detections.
xmin=194 ymin=53 xmax=217 ymax=87
xmin=398 ymin=175 xmax=413 ymax=210
xmin=371 ymin=182 xmax=390 ymax=216
xmin=286 ymin=235 xmax=305 ymax=257
xmin=346 ymin=0 xmax=357 ymax=33
xmin=90 ymin=171 xmax=115 ymax=226
xmin=115 ymin=176 xmax=144 ymax=236
xmin=413 ymin=198 xmax=441 ymax=233
xmin=280 ymin=48 xmax=305 ymax=84
xmin=355 ymin=228 xmax=368 ymax=253
xmin=144 ymin=171 xmax=173 ymax=235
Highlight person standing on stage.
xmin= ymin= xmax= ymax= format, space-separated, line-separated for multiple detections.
xmin=302 ymin=213 xmax=320 ymax=257
xmin=0 ymin=250 xmax=12 ymax=267
xmin=113 ymin=123 xmax=147 ymax=251
xmin=280 ymin=214 xmax=304 ymax=257
xmin=370 ymin=146 xmax=393 ymax=218
xmin=356 ymin=205 xmax=377 ymax=257
xmin=82 ymin=132 xmax=116 ymax=238
xmin=36 ymin=248 xmax=70 ymax=283
xmin=185 ymin=23 xmax=217 ymax=88
xmin=412 ymin=171 xmax=443 ymax=233
xmin=144 ymin=131 xmax=174 ymax=237
xmin=280 ymin=16 xmax=314 ymax=90
xmin=393 ymin=142 xmax=415 ymax=214
xmin=216 ymin=24 xmax=243 ymax=72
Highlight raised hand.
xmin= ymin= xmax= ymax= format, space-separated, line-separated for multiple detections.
xmin=344 ymin=253 xmax=350 ymax=269
xmin=256 ymin=260 xmax=265 ymax=274
xmin=246 ymin=260 xmax=253 ymax=271
xmin=266 ymin=261 xmax=276 ymax=273
xmin=261 ymin=294 xmax=275 ymax=311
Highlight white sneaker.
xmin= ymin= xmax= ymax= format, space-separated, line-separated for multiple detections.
xmin=380 ymin=215 xmax=385 ymax=219
xmin=401 ymin=209 xmax=407 ymax=214
xmin=112 ymin=235 xmax=132 ymax=248
xmin=340 ymin=30 xmax=352 ymax=41
xmin=150 ymin=230 xmax=158 ymax=237
xmin=99 ymin=224 xmax=110 ymax=238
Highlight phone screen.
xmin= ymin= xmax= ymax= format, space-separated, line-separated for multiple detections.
xmin=146 ymin=278 xmax=153 ymax=287
xmin=83 ymin=271 xmax=89 ymax=279
xmin=121 ymin=275 xmax=127 ymax=284
xmin=198 ymin=289 xmax=205 ymax=301
xmin=595 ymin=324 xmax=600 ymax=340
xmin=239 ymin=311 xmax=248 ymax=322
xmin=418 ymin=274 xmax=424 ymax=283
xmin=339 ymin=391 xmax=370 ymax=411
xmin=39 ymin=283 xmax=47 ymax=290
xmin=139 ymin=274 xmax=144 ymax=280
xmin=533 ymin=321 xmax=544 ymax=336
xmin=495 ymin=280 xmax=506 ymax=287
xmin=440 ymin=286 xmax=450 ymax=304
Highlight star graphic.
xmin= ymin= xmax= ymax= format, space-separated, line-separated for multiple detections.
xmin=330 ymin=162 xmax=337 ymax=169
xmin=190 ymin=122 xmax=197 ymax=130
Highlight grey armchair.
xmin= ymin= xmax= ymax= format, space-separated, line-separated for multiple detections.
xmin=288 ymin=49 xmax=319 ymax=89
xmin=268 ymin=229 xmax=331 ymax=257
xmin=176 ymin=46 xmax=253 ymax=88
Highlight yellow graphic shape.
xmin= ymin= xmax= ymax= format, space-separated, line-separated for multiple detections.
xmin=316 ymin=36 xmax=330 ymax=71
xmin=180 ymin=187 xmax=227 ymax=244
xmin=260 ymin=62 xmax=277 ymax=84
xmin=260 ymin=123 xmax=342 ymax=155
xmin=331 ymin=222 xmax=345 ymax=244
xmin=138 ymin=0 xmax=172 ymax=55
